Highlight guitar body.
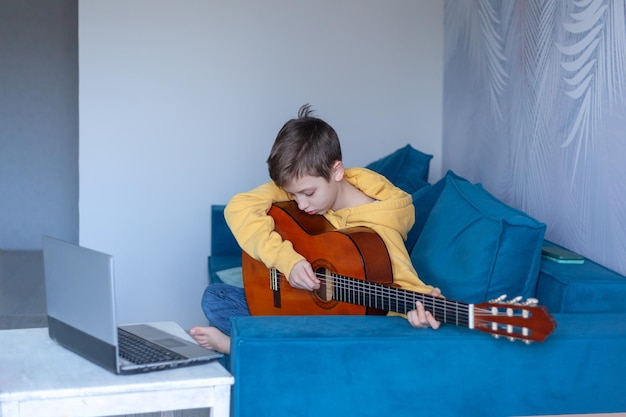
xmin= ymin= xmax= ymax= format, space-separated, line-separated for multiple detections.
xmin=242 ymin=201 xmax=393 ymax=316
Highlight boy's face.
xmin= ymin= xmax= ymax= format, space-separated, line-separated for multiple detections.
xmin=282 ymin=162 xmax=343 ymax=215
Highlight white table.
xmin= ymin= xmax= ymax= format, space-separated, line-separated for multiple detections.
xmin=0 ymin=323 xmax=234 ymax=417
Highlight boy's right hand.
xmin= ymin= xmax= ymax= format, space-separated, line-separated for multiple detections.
xmin=288 ymin=260 xmax=321 ymax=291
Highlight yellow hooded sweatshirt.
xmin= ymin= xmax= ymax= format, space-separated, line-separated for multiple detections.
xmin=224 ymin=167 xmax=433 ymax=298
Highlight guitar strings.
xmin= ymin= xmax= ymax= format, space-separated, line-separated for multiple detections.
xmin=310 ymin=270 xmax=474 ymax=326
xmin=271 ymin=270 xmax=536 ymax=339
xmin=273 ymin=269 xmax=527 ymax=321
xmin=310 ymin=271 xmax=521 ymax=319
xmin=308 ymin=273 xmax=538 ymax=338
xmin=332 ymin=276 xmax=468 ymax=323
xmin=316 ymin=273 xmax=527 ymax=326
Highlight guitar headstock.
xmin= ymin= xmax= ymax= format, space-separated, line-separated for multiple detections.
xmin=473 ymin=295 xmax=557 ymax=344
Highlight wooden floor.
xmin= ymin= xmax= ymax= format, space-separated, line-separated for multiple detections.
xmin=0 ymin=250 xmax=211 ymax=417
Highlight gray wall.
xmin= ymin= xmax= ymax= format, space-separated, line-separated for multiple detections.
xmin=0 ymin=0 xmax=78 ymax=250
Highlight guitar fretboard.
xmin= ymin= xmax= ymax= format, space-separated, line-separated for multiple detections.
xmin=318 ymin=273 xmax=473 ymax=328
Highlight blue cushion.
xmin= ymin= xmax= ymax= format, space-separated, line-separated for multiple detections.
xmin=366 ymin=144 xmax=432 ymax=194
xmin=411 ymin=171 xmax=546 ymax=303
xmin=405 ymin=178 xmax=447 ymax=253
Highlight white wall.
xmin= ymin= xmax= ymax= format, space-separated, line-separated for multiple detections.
xmin=79 ymin=0 xmax=443 ymax=329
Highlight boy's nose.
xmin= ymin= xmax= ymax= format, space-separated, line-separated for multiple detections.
xmin=297 ymin=199 xmax=308 ymax=211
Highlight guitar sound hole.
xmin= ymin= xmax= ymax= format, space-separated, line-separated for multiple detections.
xmin=311 ymin=265 xmax=338 ymax=309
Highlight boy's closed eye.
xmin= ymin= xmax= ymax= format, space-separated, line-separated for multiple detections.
xmin=288 ymin=190 xmax=315 ymax=198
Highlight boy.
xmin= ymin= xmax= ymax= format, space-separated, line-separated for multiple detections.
xmin=191 ymin=105 xmax=440 ymax=354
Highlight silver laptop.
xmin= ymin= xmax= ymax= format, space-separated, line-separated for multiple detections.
xmin=42 ymin=236 xmax=223 ymax=374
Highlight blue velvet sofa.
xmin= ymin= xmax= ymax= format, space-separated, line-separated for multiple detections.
xmin=208 ymin=145 xmax=626 ymax=417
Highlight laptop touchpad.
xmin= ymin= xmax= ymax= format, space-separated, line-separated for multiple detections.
xmin=156 ymin=338 xmax=186 ymax=348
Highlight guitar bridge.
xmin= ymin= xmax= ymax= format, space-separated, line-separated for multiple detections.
xmin=270 ymin=268 xmax=281 ymax=308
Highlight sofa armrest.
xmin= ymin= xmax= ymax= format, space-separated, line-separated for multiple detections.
xmin=210 ymin=205 xmax=240 ymax=256
xmin=208 ymin=205 xmax=242 ymax=284
xmin=536 ymin=248 xmax=626 ymax=314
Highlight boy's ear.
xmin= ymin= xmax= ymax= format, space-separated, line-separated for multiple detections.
xmin=331 ymin=161 xmax=345 ymax=181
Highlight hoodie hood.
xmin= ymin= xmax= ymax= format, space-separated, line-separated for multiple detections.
xmin=325 ymin=167 xmax=415 ymax=239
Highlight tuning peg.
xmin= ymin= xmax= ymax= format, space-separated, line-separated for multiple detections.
xmin=491 ymin=294 xmax=507 ymax=303
xmin=523 ymin=298 xmax=539 ymax=306
xmin=509 ymin=296 xmax=523 ymax=304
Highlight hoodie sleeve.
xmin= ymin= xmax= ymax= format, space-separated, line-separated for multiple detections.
xmin=224 ymin=182 xmax=305 ymax=281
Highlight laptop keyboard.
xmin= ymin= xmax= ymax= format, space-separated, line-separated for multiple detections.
xmin=118 ymin=328 xmax=185 ymax=364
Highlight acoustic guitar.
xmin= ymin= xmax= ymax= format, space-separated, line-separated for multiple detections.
xmin=242 ymin=201 xmax=557 ymax=343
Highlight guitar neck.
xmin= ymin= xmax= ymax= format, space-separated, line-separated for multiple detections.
xmin=326 ymin=273 xmax=473 ymax=328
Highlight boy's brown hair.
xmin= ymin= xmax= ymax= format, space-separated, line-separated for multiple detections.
xmin=267 ymin=104 xmax=342 ymax=187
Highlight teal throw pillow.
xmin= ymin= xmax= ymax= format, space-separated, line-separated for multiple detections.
xmin=366 ymin=144 xmax=432 ymax=194
xmin=410 ymin=171 xmax=546 ymax=303
xmin=405 ymin=175 xmax=450 ymax=253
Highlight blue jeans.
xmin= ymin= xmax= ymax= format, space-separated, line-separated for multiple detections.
xmin=200 ymin=283 xmax=250 ymax=336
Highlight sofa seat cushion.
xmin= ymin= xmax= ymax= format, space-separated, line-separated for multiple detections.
xmin=230 ymin=314 xmax=626 ymax=417
xmin=208 ymin=256 xmax=241 ymax=284
xmin=365 ymin=144 xmax=432 ymax=194
xmin=215 ymin=266 xmax=243 ymax=287
xmin=411 ymin=171 xmax=546 ymax=303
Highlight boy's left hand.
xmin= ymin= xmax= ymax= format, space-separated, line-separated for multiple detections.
xmin=407 ymin=288 xmax=441 ymax=330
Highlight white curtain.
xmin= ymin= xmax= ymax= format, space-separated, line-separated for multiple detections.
xmin=443 ymin=0 xmax=626 ymax=276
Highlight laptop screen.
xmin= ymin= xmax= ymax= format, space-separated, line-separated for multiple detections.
xmin=43 ymin=236 xmax=119 ymax=346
